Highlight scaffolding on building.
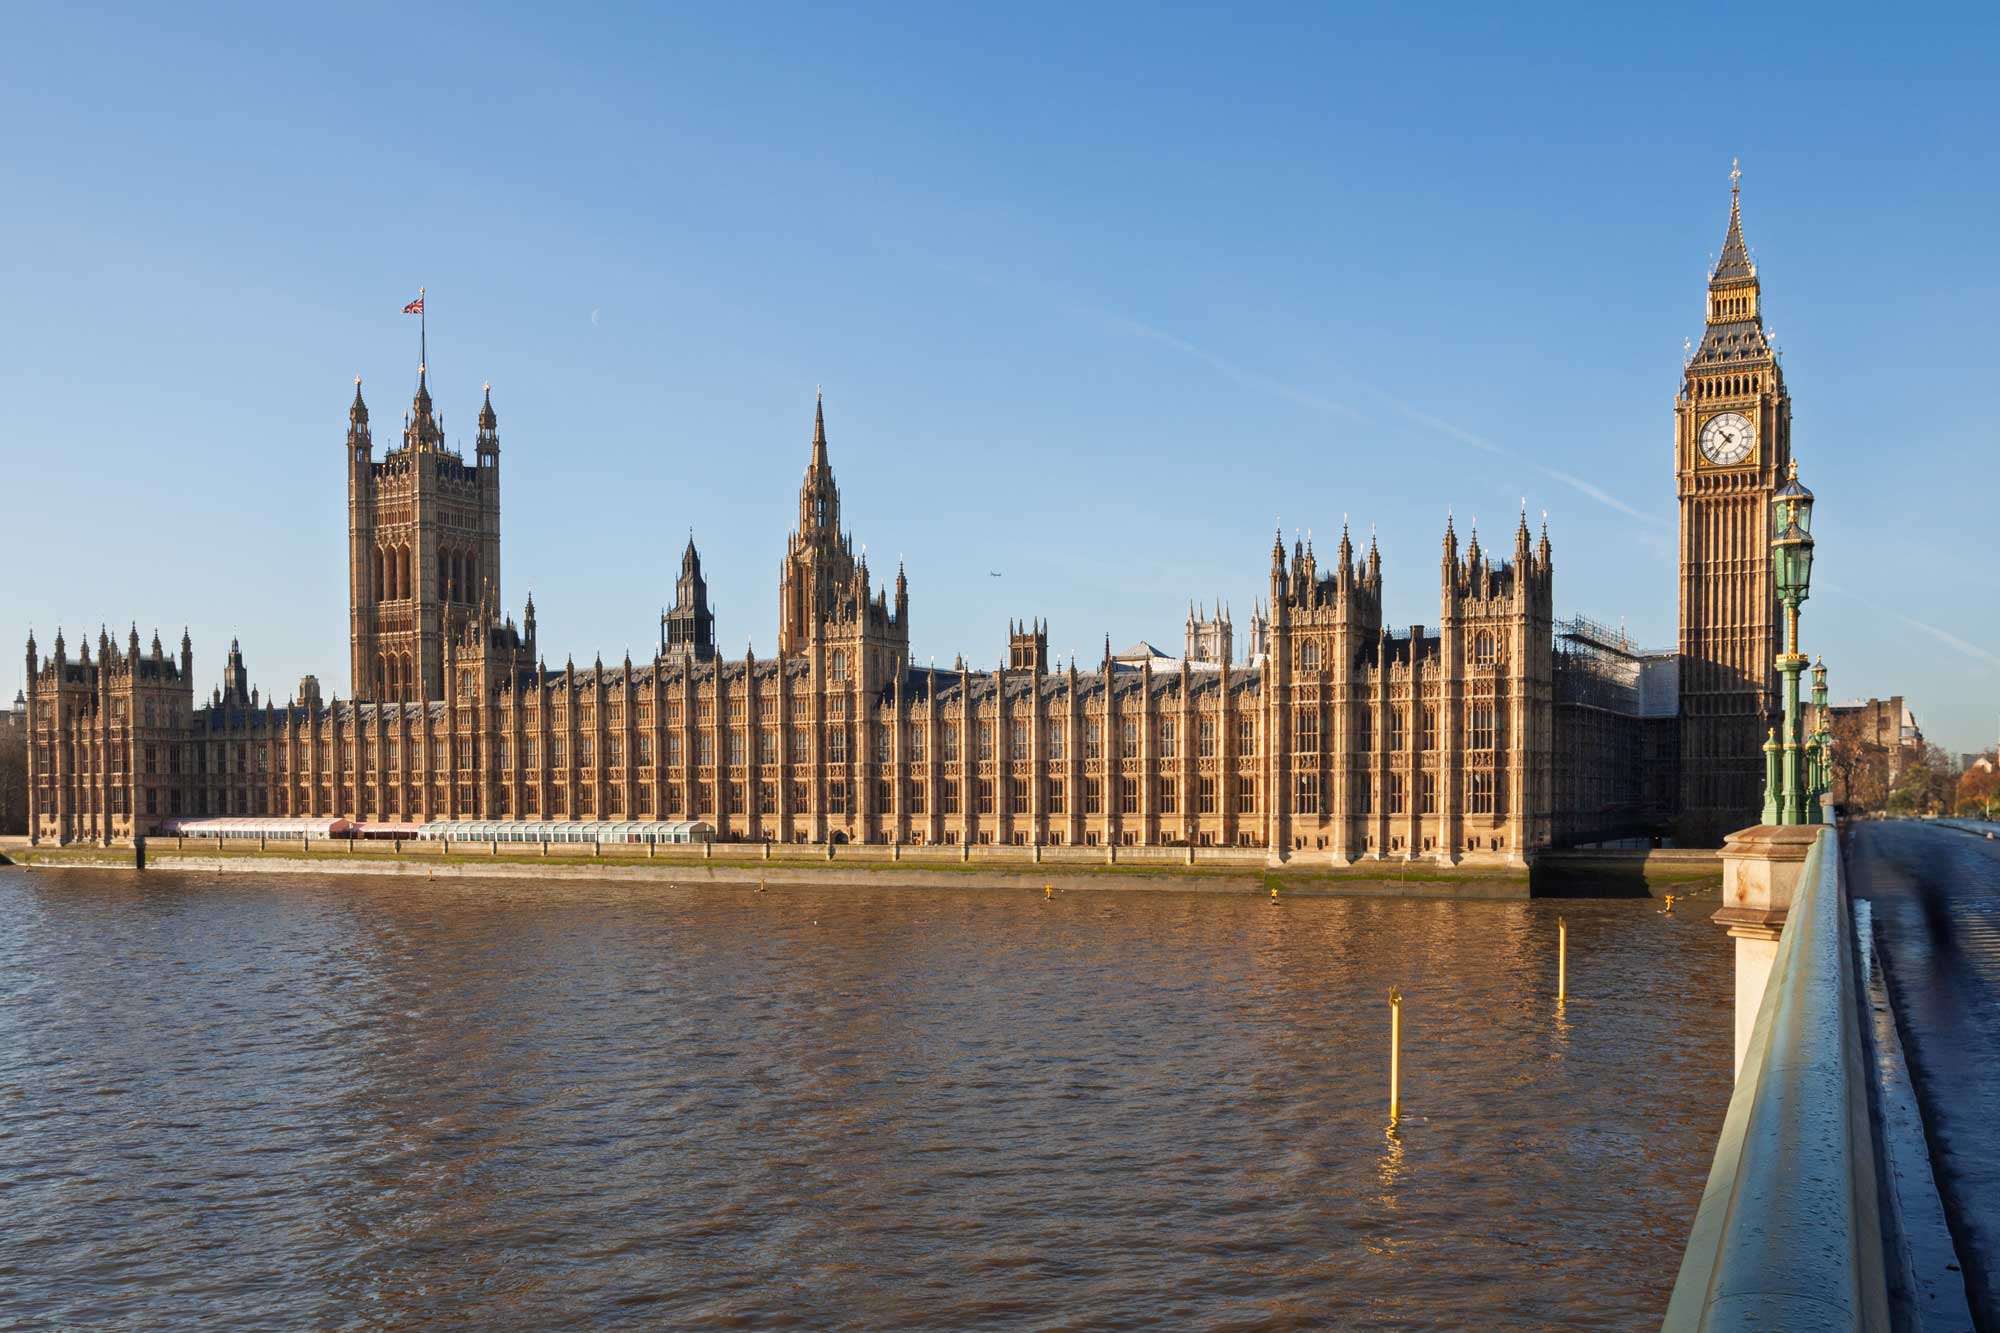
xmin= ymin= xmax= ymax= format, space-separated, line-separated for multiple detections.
xmin=1552 ymin=615 xmax=1681 ymax=846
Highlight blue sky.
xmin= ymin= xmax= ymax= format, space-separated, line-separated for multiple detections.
xmin=3 ymin=3 xmax=1996 ymax=753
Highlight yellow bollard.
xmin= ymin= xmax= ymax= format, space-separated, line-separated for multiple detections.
xmin=1558 ymin=917 xmax=1567 ymax=1005
xmin=1045 ymin=884 xmax=1053 ymax=899
xmin=1389 ymin=986 xmax=1403 ymax=1123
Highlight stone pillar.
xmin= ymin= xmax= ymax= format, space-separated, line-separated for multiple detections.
xmin=1712 ymin=823 xmax=1821 ymax=1077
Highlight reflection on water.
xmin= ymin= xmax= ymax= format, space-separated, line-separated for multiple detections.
xmin=0 ymin=868 xmax=1729 ymax=1329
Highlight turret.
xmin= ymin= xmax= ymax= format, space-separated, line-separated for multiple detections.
xmin=477 ymin=383 xmax=498 ymax=452
xmin=180 ymin=628 xmax=192 ymax=679
xmin=348 ymin=377 xmax=372 ymax=465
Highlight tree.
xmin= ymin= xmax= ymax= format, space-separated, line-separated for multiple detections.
xmin=1957 ymin=766 xmax=2000 ymax=820
xmin=1887 ymin=743 xmax=1954 ymax=817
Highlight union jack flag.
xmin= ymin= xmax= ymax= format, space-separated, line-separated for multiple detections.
xmin=403 ymin=296 xmax=424 ymax=314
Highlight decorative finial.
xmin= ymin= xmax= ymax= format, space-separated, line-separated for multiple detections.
xmin=1787 ymin=457 xmax=1798 ymax=480
xmin=1730 ymin=157 xmax=1741 ymax=193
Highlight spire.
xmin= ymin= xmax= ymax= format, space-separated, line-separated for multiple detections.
xmin=350 ymin=376 xmax=368 ymax=424
xmin=1713 ymin=158 xmax=1754 ymax=284
xmin=478 ymin=382 xmax=496 ymax=432
xmin=812 ymin=385 xmax=829 ymax=469
xmin=403 ymin=362 xmax=440 ymax=451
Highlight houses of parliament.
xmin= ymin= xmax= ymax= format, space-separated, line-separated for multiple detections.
xmin=22 ymin=176 xmax=1791 ymax=857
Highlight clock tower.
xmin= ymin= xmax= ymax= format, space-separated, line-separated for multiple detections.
xmin=1675 ymin=164 xmax=1792 ymax=844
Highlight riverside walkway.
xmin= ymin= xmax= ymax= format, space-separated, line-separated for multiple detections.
xmin=1847 ymin=819 xmax=2000 ymax=1329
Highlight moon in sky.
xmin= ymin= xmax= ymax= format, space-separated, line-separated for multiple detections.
xmin=590 ymin=307 xmax=600 ymax=327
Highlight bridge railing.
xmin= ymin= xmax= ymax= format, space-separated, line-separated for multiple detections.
xmin=1663 ymin=827 xmax=1890 ymax=1330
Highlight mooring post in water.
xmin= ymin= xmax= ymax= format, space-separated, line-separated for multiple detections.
xmin=1389 ymin=986 xmax=1403 ymax=1123
xmin=1558 ymin=917 xmax=1568 ymax=1005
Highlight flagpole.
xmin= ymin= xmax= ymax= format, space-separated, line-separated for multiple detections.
xmin=420 ymin=286 xmax=427 ymax=373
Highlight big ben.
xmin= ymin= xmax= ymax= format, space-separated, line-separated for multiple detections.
xmin=1676 ymin=164 xmax=1791 ymax=844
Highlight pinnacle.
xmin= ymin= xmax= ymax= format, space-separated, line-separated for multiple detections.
xmin=1713 ymin=162 xmax=1754 ymax=284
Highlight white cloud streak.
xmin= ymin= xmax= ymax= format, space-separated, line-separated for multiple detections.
xmin=1056 ymin=294 xmax=1664 ymax=526
xmin=1063 ymin=303 xmax=1369 ymax=423
xmin=1822 ymin=583 xmax=2000 ymax=673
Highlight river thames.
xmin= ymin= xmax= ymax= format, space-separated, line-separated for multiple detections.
xmin=0 ymin=868 xmax=1729 ymax=1329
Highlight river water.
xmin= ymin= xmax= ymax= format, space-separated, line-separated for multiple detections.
xmin=0 ymin=867 xmax=1729 ymax=1330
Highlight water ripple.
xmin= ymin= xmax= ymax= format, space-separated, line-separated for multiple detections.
xmin=0 ymin=867 xmax=1729 ymax=1330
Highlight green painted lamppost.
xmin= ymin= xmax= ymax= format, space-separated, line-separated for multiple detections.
xmin=1808 ymin=658 xmax=1831 ymax=822
xmin=1769 ymin=460 xmax=1816 ymax=825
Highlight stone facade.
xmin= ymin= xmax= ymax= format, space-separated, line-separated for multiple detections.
xmin=26 ymin=385 xmax=1557 ymax=864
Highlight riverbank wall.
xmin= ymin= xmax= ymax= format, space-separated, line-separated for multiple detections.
xmin=0 ymin=835 xmax=1718 ymax=899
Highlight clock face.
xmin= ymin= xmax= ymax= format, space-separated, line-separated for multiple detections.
xmin=1699 ymin=411 xmax=1755 ymax=466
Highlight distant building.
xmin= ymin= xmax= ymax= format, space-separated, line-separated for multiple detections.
xmin=1184 ymin=603 xmax=1233 ymax=666
xmin=1829 ymin=696 xmax=1925 ymax=809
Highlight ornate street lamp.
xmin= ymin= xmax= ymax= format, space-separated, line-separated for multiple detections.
xmin=1808 ymin=657 xmax=1831 ymax=822
xmin=1768 ymin=460 xmax=1817 ymax=824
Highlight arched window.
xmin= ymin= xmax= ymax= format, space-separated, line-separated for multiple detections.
xmin=830 ymin=649 xmax=847 ymax=682
xmin=1299 ymin=641 xmax=1320 ymax=670
xmin=1473 ymin=631 xmax=1496 ymax=666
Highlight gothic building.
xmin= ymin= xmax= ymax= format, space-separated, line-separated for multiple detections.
xmin=25 ymin=386 xmax=1555 ymax=862
xmin=26 ymin=172 xmax=1793 ymax=858
xmin=1675 ymin=168 xmax=1792 ymax=843
xmin=346 ymin=368 xmax=502 ymax=704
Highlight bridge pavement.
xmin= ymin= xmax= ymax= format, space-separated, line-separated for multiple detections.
xmin=1846 ymin=819 xmax=2000 ymax=1330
